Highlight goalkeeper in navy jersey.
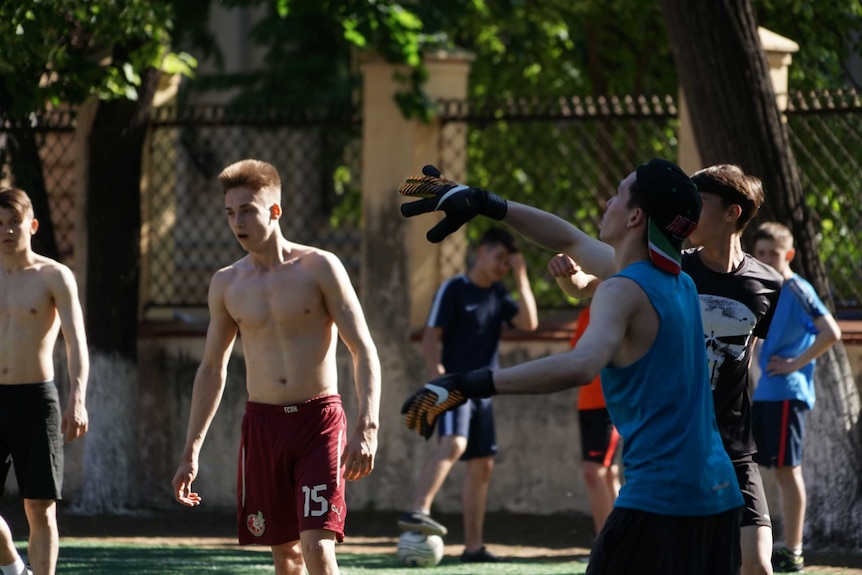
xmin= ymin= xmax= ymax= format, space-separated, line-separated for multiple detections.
xmin=398 ymin=227 xmax=538 ymax=563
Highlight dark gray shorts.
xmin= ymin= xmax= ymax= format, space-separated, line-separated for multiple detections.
xmin=733 ymin=456 xmax=771 ymax=528
xmin=578 ymin=407 xmax=621 ymax=466
xmin=0 ymin=382 xmax=64 ymax=499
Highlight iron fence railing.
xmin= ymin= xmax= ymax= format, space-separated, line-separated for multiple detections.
xmin=142 ymin=105 xmax=362 ymax=309
xmin=1 ymin=90 xmax=859 ymax=314
xmin=437 ymin=95 xmax=680 ymax=308
xmin=786 ymin=90 xmax=862 ymax=308
xmin=437 ymin=91 xmax=862 ymax=311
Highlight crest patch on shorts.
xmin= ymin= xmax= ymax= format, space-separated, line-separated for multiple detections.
xmin=247 ymin=511 xmax=266 ymax=536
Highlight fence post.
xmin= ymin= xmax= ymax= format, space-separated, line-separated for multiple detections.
xmin=356 ymin=49 xmax=473 ymax=508
xmin=678 ymin=27 xmax=799 ymax=174
xmin=360 ymin=50 xmax=474 ymax=330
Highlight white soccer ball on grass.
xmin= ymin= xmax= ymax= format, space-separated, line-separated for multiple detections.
xmin=397 ymin=530 xmax=445 ymax=567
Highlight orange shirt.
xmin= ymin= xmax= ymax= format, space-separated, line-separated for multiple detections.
xmin=570 ymin=306 xmax=606 ymax=410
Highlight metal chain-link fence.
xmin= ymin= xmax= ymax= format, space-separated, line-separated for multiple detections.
xmin=438 ymin=91 xmax=862 ymax=311
xmin=0 ymin=109 xmax=77 ymax=266
xmin=142 ymin=105 xmax=362 ymax=310
xmin=436 ymin=95 xmax=680 ymax=308
xmin=786 ymin=90 xmax=862 ymax=309
xmin=2 ymin=90 xmax=859 ymax=314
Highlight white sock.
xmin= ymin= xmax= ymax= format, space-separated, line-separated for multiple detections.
xmin=0 ymin=557 xmax=26 ymax=575
xmin=789 ymin=544 xmax=803 ymax=556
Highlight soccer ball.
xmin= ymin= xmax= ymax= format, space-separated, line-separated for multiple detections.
xmin=397 ymin=530 xmax=444 ymax=567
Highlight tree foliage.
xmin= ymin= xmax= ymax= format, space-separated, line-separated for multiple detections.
xmin=0 ymin=1 xmax=195 ymax=113
xmin=186 ymin=0 xmax=861 ymax=112
xmin=174 ymin=0 xmax=860 ymax=306
xmin=755 ymin=0 xmax=862 ymax=89
xmin=0 ymin=0 xmax=199 ymax=358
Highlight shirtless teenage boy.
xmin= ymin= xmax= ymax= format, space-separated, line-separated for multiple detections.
xmin=0 ymin=187 xmax=89 ymax=575
xmin=171 ymin=160 xmax=381 ymax=575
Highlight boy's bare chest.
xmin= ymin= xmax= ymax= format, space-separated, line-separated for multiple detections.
xmin=224 ymin=268 xmax=325 ymax=329
xmin=0 ymin=273 xmax=53 ymax=323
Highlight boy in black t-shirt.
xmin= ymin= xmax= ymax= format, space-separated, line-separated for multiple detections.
xmin=686 ymin=165 xmax=783 ymax=575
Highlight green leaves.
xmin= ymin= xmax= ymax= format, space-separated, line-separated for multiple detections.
xmin=755 ymin=0 xmax=862 ymax=89
xmin=160 ymin=51 xmax=197 ymax=77
xmin=0 ymin=0 xmax=198 ymax=119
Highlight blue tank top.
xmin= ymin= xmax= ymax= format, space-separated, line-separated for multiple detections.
xmin=601 ymin=261 xmax=742 ymax=516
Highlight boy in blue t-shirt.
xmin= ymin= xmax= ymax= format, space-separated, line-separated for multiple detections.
xmin=751 ymin=222 xmax=842 ymax=573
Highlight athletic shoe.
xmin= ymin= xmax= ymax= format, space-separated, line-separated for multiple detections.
xmin=461 ymin=546 xmax=507 ymax=563
xmin=397 ymin=511 xmax=448 ymax=537
xmin=773 ymin=546 xmax=804 ymax=572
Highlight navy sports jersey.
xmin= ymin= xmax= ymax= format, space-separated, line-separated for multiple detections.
xmin=682 ymin=249 xmax=783 ymax=459
xmin=601 ymin=261 xmax=742 ymax=516
xmin=427 ymin=274 xmax=519 ymax=373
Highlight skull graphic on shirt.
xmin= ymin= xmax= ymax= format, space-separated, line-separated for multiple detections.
xmin=698 ymin=294 xmax=757 ymax=390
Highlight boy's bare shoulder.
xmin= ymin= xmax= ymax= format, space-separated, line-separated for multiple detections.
xmin=29 ymin=254 xmax=76 ymax=283
xmin=289 ymin=243 xmax=345 ymax=271
xmin=210 ymin=256 xmax=251 ymax=288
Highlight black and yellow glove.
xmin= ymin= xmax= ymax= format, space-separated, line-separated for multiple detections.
xmin=401 ymin=369 xmax=496 ymax=439
xmin=398 ymin=165 xmax=507 ymax=243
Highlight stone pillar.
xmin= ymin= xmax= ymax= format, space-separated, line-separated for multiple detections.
xmin=361 ymin=49 xmax=474 ymax=329
xmin=678 ymin=27 xmax=799 ymax=174
xmin=355 ymin=49 xmax=473 ymax=509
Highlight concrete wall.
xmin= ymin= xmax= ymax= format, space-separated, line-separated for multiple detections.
xmin=11 ymin=331 xmax=856 ymax=519
xmin=59 ymin=332 xmax=582 ymax=515
xmin=3 ymin=331 xmax=581 ymax=516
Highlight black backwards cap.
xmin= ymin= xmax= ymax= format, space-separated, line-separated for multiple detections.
xmin=635 ymin=159 xmax=701 ymax=275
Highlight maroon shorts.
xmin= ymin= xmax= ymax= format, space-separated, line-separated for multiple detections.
xmin=237 ymin=395 xmax=347 ymax=546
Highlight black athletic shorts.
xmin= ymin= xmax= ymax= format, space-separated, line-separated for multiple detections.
xmin=587 ymin=506 xmax=742 ymax=575
xmin=0 ymin=382 xmax=64 ymax=499
xmin=733 ymin=456 xmax=772 ymax=528
xmin=578 ymin=408 xmax=621 ymax=466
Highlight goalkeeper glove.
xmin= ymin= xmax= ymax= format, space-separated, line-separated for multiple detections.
xmin=398 ymin=165 xmax=508 ymax=243
xmin=401 ymin=369 xmax=496 ymax=439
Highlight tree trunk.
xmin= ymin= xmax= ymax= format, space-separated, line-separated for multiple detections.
xmin=0 ymin=78 xmax=60 ymax=260
xmin=85 ymin=66 xmax=160 ymax=362
xmin=659 ymin=0 xmax=862 ymax=547
xmin=4 ymin=125 xmax=61 ymax=260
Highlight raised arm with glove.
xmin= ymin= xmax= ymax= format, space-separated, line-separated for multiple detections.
xmin=399 ymin=165 xmax=507 ymax=243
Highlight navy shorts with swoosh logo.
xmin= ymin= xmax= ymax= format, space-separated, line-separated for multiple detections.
xmin=437 ymin=397 xmax=497 ymax=460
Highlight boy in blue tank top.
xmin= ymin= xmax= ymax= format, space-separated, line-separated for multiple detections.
xmin=400 ymin=159 xmax=743 ymax=575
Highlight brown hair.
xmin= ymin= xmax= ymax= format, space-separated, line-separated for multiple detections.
xmin=479 ymin=227 xmax=519 ymax=253
xmin=691 ymin=164 xmax=764 ymax=231
xmin=754 ymin=221 xmax=794 ymax=250
xmin=217 ymin=160 xmax=281 ymax=198
xmin=0 ymin=187 xmax=35 ymax=220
